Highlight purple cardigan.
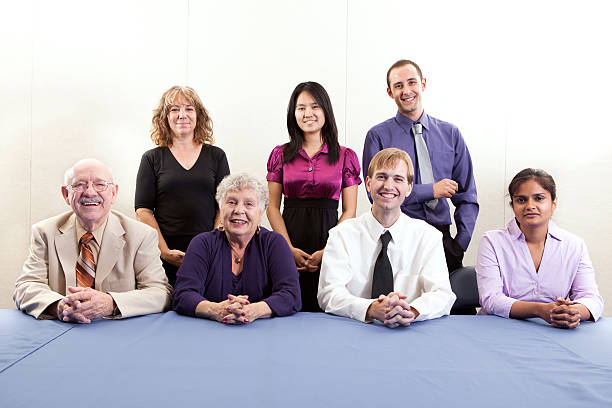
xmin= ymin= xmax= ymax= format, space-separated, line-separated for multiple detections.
xmin=172 ymin=227 xmax=301 ymax=317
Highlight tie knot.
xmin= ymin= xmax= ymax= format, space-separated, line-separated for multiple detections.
xmin=80 ymin=232 xmax=94 ymax=245
xmin=380 ymin=231 xmax=392 ymax=248
xmin=412 ymin=122 xmax=422 ymax=135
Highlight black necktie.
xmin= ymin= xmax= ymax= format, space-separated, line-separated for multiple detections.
xmin=371 ymin=231 xmax=393 ymax=298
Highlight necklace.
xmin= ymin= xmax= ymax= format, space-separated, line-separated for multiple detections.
xmin=231 ymin=248 xmax=244 ymax=264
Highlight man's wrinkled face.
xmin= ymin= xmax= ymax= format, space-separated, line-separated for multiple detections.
xmin=62 ymin=161 xmax=117 ymax=228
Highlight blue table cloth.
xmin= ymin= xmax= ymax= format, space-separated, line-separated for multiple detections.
xmin=1 ymin=310 xmax=611 ymax=407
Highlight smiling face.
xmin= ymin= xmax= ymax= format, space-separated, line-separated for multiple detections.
xmin=366 ymin=159 xmax=413 ymax=217
xmin=62 ymin=159 xmax=118 ymax=231
xmin=511 ymin=179 xmax=557 ymax=230
xmin=167 ymin=95 xmax=197 ymax=139
xmin=221 ymin=188 xmax=263 ymax=242
xmin=387 ymin=64 xmax=426 ymax=121
xmin=295 ymin=91 xmax=325 ymax=138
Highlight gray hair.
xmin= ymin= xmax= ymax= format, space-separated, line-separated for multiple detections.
xmin=215 ymin=173 xmax=269 ymax=211
xmin=63 ymin=158 xmax=114 ymax=185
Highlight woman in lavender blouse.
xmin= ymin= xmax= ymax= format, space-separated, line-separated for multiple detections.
xmin=266 ymin=82 xmax=362 ymax=312
xmin=173 ymin=173 xmax=301 ymax=324
xmin=476 ymin=168 xmax=603 ymax=328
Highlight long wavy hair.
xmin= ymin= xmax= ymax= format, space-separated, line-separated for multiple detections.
xmin=284 ymin=82 xmax=340 ymax=164
xmin=150 ymin=85 xmax=214 ymax=147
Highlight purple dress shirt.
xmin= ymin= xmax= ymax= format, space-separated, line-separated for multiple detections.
xmin=266 ymin=144 xmax=361 ymax=200
xmin=363 ymin=111 xmax=478 ymax=250
xmin=172 ymin=228 xmax=301 ymax=317
xmin=476 ymin=218 xmax=604 ymax=321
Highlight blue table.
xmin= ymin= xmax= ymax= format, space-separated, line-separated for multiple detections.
xmin=1 ymin=309 xmax=611 ymax=407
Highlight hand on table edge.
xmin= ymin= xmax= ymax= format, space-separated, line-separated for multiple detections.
xmin=366 ymin=292 xmax=419 ymax=328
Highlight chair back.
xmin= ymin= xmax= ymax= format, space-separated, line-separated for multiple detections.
xmin=449 ymin=266 xmax=480 ymax=310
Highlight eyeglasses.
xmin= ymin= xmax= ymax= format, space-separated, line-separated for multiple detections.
xmin=67 ymin=181 xmax=114 ymax=192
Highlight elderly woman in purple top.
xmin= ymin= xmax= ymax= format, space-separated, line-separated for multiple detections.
xmin=267 ymin=82 xmax=362 ymax=312
xmin=173 ymin=173 xmax=301 ymax=324
xmin=476 ymin=168 xmax=603 ymax=329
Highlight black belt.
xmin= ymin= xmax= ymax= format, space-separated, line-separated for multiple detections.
xmin=283 ymin=197 xmax=339 ymax=210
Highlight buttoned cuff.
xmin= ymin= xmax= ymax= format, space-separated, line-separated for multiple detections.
xmin=575 ymin=298 xmax=602 ymax=321
xmin=492 ymin=296 xmax=517 ymax=319
xmin=412 ymin=183 xmax=435 ymax=202
xmin=354 ymin=297 xmax=378 ymax=323
xmin=454 ymin=232 xmax=470 ymax=251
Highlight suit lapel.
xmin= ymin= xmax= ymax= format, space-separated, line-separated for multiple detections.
xmin=56 ymin=213 xmax=78 ymax=290
xmin=95 ymin=212 xmax=125 ymax=287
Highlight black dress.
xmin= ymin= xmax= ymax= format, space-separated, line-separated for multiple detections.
xmin=135 ymin=145 xmax=230 ymax=285
xmin=282 ymin=198 xmax=339 ymax=312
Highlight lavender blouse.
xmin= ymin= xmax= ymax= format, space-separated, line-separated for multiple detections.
xmin=476 ymin=218 xmax=603 ymax=320
xmin=266 ymin=144 xmax=361 ymax=200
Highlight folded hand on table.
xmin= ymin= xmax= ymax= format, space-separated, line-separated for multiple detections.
xmin=366 ymin=292 xmax=419 ymax=328
xmin=57 ymin=286 xmax=114 ymax=323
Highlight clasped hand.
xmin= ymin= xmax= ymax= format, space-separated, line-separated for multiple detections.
xmin=291 ymin=247 xmax=323 ymax=273
xmin=367 ymin=292 xmax=418 ymax=328
xmin=545 ymin=298 xmax=581 ymax=329
xmin=56 ymin=286 xmax=114 ymax=324
xmin=217 ymin=294 xmax=258 ymax=325
xmin=162 ymin=249 xmax=185 ymax=267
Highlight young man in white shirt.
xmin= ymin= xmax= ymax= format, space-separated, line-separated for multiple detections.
xmin=318 ymin=148 xmax=455 ymax=327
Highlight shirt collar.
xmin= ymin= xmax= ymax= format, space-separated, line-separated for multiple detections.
xmin=365 ymin=208 xmax=406 ymax=243
xmin=75 ymin=216 xmax=108 ymax=246
xmin=507 ymin=217 xmax=563 ymax=242
xmin=546 ymin=219 xmax=563 ymax=241
xmin=395 ymin=110 xmax=430 ymax=131
xmin=298 ymin=143 xmax=328 ymax=160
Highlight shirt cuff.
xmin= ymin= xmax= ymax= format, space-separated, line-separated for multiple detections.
xmin=412 ymin=183 xmax=435 ymax=202
xmin=575 ymin=298 xmax=602 ymax=321
xmin=492 ymin=296 xmax=517 ymax=318
xmin=454 ymin=232 xmax=470 ymax=252
xmin=354 ymin=297 xmax=378 ymax=323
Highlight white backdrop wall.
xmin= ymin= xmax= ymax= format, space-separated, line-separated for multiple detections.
xmin=1 ymin=0 xmax=611 ymax=315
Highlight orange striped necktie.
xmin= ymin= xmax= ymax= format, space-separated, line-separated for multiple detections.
xmin=76 ymin=232 xmax=96 ymax=288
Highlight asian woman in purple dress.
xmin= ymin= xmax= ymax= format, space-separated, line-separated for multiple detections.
xmin=266 ymin=82 xmax=362 ymax=312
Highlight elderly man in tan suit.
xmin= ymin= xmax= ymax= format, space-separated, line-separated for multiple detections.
xmin=14 ymin=158 xmax=171 ymax=323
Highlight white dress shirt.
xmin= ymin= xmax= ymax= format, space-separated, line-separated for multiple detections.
xmin=318 ymin=210 xmax=456 ymax=322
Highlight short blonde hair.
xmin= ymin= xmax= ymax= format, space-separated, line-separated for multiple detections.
xmin=367 ymin=148 xmax=414 ymax=184
xmin=150 ymin=85 xmax=213 ymax=147
xmin=215 ymin=173 xmax=269 ymax=211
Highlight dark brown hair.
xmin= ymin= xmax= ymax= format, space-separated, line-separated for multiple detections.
xmin=386 ymin=59 xmax=423 ymax=89
xmin=508 ymin=168 xmax=557 ymax=205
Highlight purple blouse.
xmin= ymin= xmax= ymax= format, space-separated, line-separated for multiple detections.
xmin=476 ymin=218 xmax=604 ymax=320
xmin=172 ymin=228 xmax=301 ymax=317
xmin=266 ymin=144 xmax=362 ymax=200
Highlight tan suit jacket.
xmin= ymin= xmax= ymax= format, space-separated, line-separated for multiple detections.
xmin=14 ymin=210 xmax=172 ymax=319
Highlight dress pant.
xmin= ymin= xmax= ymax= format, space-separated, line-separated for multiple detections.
xmin=433 ymin=225 xmax=476 ymax=315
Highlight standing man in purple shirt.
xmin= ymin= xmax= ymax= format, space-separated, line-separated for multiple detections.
xmin=363 ymin=59 xmax=479 ymax=277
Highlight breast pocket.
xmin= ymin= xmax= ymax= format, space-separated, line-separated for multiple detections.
xmin=430 ymin=151 xmax=454 ymax=180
